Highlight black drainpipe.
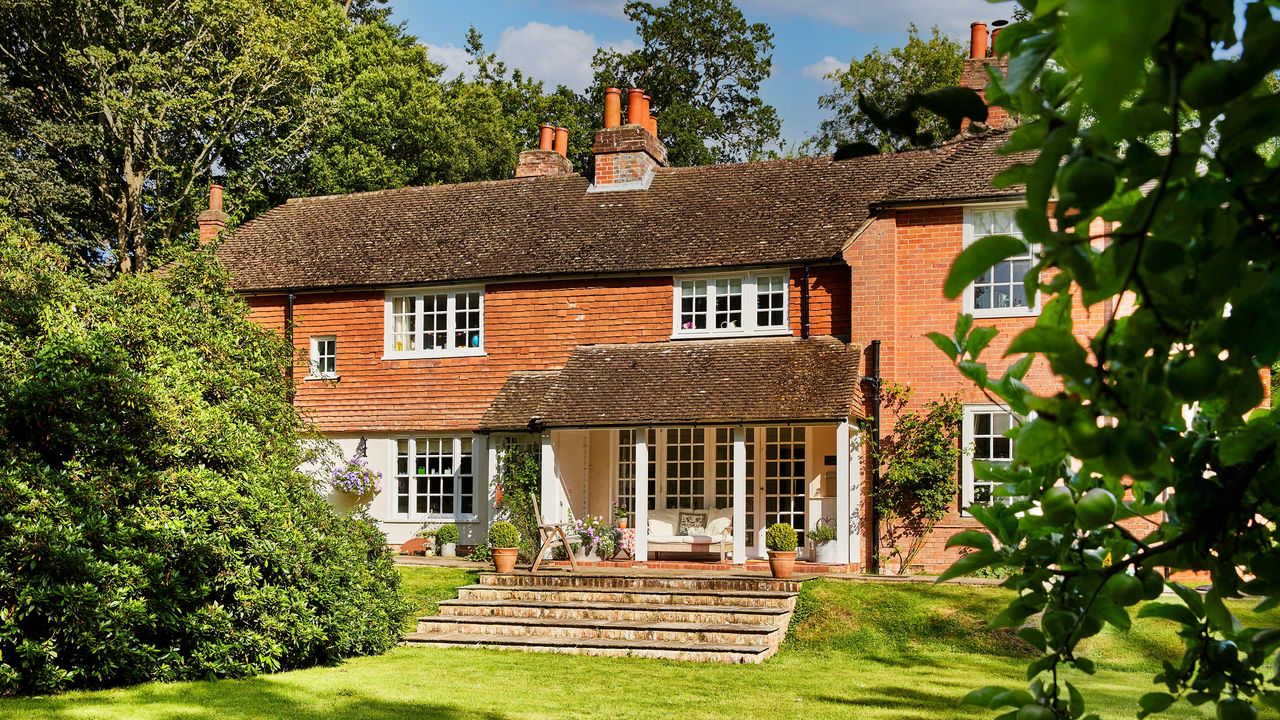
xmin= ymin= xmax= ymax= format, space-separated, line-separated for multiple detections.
xmin=285 ymin=292 xmax=296 ymax=404
xmin=800 ymin=264 xmax=811 ymax=339
xmin=866 ymin=339 xmax=883 ymax=574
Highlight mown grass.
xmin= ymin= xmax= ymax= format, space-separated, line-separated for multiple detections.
xmin=2 ymin=567 xmax=1272 ymax=720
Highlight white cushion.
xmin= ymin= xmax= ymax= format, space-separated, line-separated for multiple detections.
xmin=648 ymin=509 xmax=677 ymax=536
xmin=706 ymin=508 xmax=732 ymax=536
xmin=650 ymin=535 xmax=732 ymax=546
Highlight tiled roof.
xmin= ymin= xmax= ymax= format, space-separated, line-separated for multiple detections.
xmin=533 ymin=336 xmax=863 ymax=427
xmin=480 ymin=370 xmax=560 ymax=431
xmin=879 ymin=130 xmax=1031 ymax=204
xmin=218 ymin=132 xmax=1024 ymax=292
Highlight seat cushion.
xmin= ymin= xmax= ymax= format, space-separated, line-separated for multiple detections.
xmin=648 ymin=509 xmax=678 ymax=536
xmin=650 ymin=535 xmax=732 ymax=546
xmin=706 ymin=508 xmax=732 ymax=536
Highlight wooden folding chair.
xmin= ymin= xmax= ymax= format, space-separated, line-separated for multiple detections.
xmin=530 ymin=503 xmax=578 ymax=573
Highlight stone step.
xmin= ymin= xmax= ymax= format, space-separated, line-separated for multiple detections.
xmin=457 ymin=584 xmax=797 ymax=609
xmin=416 ymin=614 xmax=785 ymax=646
xmin=401 ymin=631 xmax=776 ymax=664
xmin=437 ymin=598 xmax=789 ymax=626
xmin=477 ymin=571 xmax=801 ymax=594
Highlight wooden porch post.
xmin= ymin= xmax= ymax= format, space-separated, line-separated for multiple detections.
xmin=540 ymin=432 xmax=559 ymax=524
xmin=634 ymin=428 xmax=649 ymax=562
xmin=732 ymin=426 xmax=748 ymax=564
xmin=835 ymin=419 xmax=852 ymax=565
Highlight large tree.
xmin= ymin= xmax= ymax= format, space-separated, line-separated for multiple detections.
xmin=875 ymin=2 xmax=1280 ymax=719
xmin=590 ymin=0 xmax=781 ymax=166
xmin=809 ymin=24 xmax=966 ymax=154
xmin=0 ymin=0 xmax=346 ymax=273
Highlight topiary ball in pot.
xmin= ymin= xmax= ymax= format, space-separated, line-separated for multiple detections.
xmin=488 ymin=521 xmax=520 ymax=573
xmin=436 ymin=523 xmax=459 ymax=557
xmin=765 ymin=523 xmax=799 ymax=579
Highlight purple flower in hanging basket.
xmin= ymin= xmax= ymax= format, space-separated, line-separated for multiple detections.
xmin=330 ymin=452 xmax=382 ymax=496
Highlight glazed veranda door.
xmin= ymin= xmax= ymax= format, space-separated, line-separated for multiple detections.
xmin=763 ymin=426 xmax=807 ymax=552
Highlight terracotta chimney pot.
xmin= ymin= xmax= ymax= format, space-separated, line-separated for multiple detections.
xmin=604 ymin=88 xmax=622 ymax=128
xmin=538 ymin=124 xmax=554 ymax=151
xmin=642 ymin=94 xmax=651 ymax=119
xmin=626 ymin=88 xmax=645 ymax=125
xmin=553 ymin=126 xmax=569 ymax=157
xmin=648 ymin=114 xmax=658 ymax=138
xmin=209 ymin=184 xmax=223 ymax=212
xmin=969 ymin=21 xmax=988 ymax=59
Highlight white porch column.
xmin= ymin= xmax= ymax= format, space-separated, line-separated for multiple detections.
xmin=483 ymin=434 xmax=499 ymax=524
xmin=850 ymin=424 xmax=864 ymax=567
xmin=540 ymin=432 xmax=559 ymax=524
xmin=473 ymin=433 xmax=491 ymax=529
xmin=633 ymin=429 xmax=649 ymax=562
xmin=732 ymin=426 xmax=748 ymax=565
xmin=835 ymin=419 xmax=852 ymax=565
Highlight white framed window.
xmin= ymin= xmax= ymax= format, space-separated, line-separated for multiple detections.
xmin=673 ymin=270 xmax=790 ymax=338
xmin=664 ymin=428 xmax=706 ymax=510
xmin=392 ymin=436 xmax=476 ymax=519
xmin=307 ymin=335 xmax=337 ymax=379
xmin=763 ymin=426 xmax=807 ymax=547
xmin=616 ymin=429 xmax=657 ymax=519
xmin=963 ymin=206 xmax=1038 ymax=318
xmin=385 ymin=287 xmax=484 ymax=358
xmin=962 ymin=405 xmax=1018 ymax=510
xmin=714 ymin=428 xmax=756 ymax=546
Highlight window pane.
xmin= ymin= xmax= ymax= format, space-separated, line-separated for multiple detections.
xmin=679 ymin=280 xmax=708 ymax=330
xmin=756 ymin=274 xmax=787 ymax=328
xmin=392 ymin=296 xmax=416 ymax=351
xmin=714 ymin=278 xmax=742 ymax=329
xmin=424 ymin=294 xmax=448 ymax=349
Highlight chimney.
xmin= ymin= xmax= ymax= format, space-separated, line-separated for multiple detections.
xmin=198 ymin=184 xmax=228 ymax=244
xmin=604 ymin=87 xmax=622 ymax=128
xmin=553 ymin=126 xmax=569 ymax=157
xmin=592 ymin=87 xmax=667 ymax=191
xmin=960 ymin=19 xmax=1013 ymax=130
xmin=515 ymin=122 xmax=573 ymax=178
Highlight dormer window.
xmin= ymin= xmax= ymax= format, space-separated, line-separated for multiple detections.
xmin=385 ymin=287 xmax=485 ymax=359
xmin=673 ymin=271 xmax=790 ymax=338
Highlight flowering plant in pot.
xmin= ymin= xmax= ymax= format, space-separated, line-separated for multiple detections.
xmin=613 ymin=504 xmax=629 ymax=530
xmin=573 ymin=514 xmax=609 ymax=560
xmin=765 ymin=523 xmax=798 ymax=579
xmin=488 ymin=521 xmax=520 ymax=573
xmin=435 ymin=523 xmax=459 ymax=557
xmin=329 ymin=454 xmax=381 ymax=497
xmin=810 ymin=518 xmax=838 ymax=564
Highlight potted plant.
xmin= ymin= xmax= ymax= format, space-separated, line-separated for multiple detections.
xmin=614 ymin=504 xmax=629 ymax=530
xmin=489 ymin=521 xmax=520 ymax=573
xmin=810 ymin=518 xmax=838 ymax=564
xmin=436 ymin=523 xmax=459 ymax=557
xmin=328 ymin=454 xmax=382 ymax=512
xmin=765 ymin=523 xmax=798 ymax=579
xmin=573 ymin=514 xmax=609 ymax=561
xmin=415 ymin=527 xmax=438 ymax=557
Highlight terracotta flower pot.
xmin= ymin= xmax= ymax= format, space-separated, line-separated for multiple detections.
xmin=616 ymin=518 xmax=628 ymax=529
xmin=492 ymin=547 xmax=518 ymax=573
xmin=768 ymin=549 xmax=797 ymax=579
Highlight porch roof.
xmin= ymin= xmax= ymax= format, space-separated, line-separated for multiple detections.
xmin=533 ymin=336 xmax=862 ymax=428
xmin=480 ymin=370 xmax=560 ymax=431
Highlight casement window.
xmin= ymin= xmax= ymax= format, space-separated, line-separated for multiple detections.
xmin=963 ymin=206 xmax=1038 ymax=318
xmin=763 ymin=426 xmax=807 ymax=547
xmin=673 ymin=271 xmax=790 ymax=338
xmin=664 ymin=428 xmax=706 ymax=510
xmin=962 ymin=405 xmax=1019 ymax=509
xmin=385 ymin=287 xmax=484 ymax=358
xmin=393 ymin=436 xmax=475 ymax=519
xmin=308 ymin=335 xmax=337 ymax=379
xmin=616 ymin=429 xmax=657 ymax=517
xmin=714 ymin=428 xmax=756 ymax=546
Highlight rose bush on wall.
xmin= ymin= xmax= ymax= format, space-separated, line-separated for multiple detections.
xmin=0 ymin=218 xmax=407 ymax=695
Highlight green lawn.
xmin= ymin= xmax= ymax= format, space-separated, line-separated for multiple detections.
xmin=1 ymin=567 xmax=1271 ymax=720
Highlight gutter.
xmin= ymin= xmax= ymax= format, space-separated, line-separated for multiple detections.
xmin=800 ymin=264 xmax=811 ymax=339
xmin=285 ymin=291 xmax=296 ymax=405
xmin=865 ymin=339 xmax=883 ymax=574
xmin=868 ymin=192 xmax=1025 ymax=211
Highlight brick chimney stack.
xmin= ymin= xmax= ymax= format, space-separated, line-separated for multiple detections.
xmin=198 ymin=184 xmax=229 ymax=244
xmin=961 ymin=19 xmax=1013 ymax=130
xmin=592 ymin=87 xmax=667 ymax=191
xmin=515 ymin=123 xmax=574 ymax=178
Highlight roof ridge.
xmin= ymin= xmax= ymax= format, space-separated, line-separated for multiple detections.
xmin=881 ymin=131 xmax=1008 ymax=201
xmin=283 ymin=173 xmax=585 ymax=205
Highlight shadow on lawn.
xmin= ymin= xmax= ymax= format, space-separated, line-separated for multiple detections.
xmin=9 ymin=679 xmax=515 ymax=720
xmin=816 ymin=685 xmax=968 ymax=714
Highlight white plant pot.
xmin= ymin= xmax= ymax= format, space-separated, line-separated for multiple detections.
xmin=814 ymin=542 xmax=839 ymax=564
xmin=440 ymin=543 xmax=457 ymax=558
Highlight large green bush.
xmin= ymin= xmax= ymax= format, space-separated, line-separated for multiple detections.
xmin=0 ymin=216 xmax=407 ymax=695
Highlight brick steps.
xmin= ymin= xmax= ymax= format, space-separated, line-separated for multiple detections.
xmin=407 ymin=571 xmax=800 ymax=663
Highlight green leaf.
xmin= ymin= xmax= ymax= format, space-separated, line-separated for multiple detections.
xmin=968 ymin=326 xmax=1000 ymax=358
xmin=961 ymin=686 xmax=1009 ymax=707
xmin=944 ymin=235 xmax=1033 ymax=299
xmin=945 ymin=529 xmax=994 ymax=552
xmin=1006 ymin=326 xmax=1082 ymax=356
xmin=1168 ymin=583 xmax=1206 ymax=618
xmin=937 ymin=550 xmax=1001 ymax=583
xmin=1204 ymin=590 xmax=1236 ymax=633
xmin=1067 ymin=681 xmax=1085 ymax=719
xmin=926 ymin=331 xmax=959 ymax=361
xmin=1138 ymin=602 xmax=1201 ymax=627
xmin=1138 ymin=692 xmax=1176 ymax=715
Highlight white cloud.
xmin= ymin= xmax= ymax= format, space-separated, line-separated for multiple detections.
xmin=802 ymin=55 xmax=845 ymax=81
xmin=495 ymin=22 xmax=637 ymax=91
xmin=428 ymin=44 xmax=475 ymax=79
xmin=744 ymin=0 xmax=1004 ymax=35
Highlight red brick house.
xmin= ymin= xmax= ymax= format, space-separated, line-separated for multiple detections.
xmin=215 ymin=28 xmax=1094 ymax=573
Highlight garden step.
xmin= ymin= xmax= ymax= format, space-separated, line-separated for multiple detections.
xmin=416 ymin=614 xmax=784 ymax=645
xmin=401 ymin=631 xmax=777 ymax=664
xmin=436 ymin=598 xmax=789 ymax=626
xmin=457 ymin=584 xmax=797 ymax=609
xmin=477 ymin=571 xmax=801 ymax=594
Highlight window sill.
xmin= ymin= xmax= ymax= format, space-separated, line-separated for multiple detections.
xmin=304 ymin=374 xmax=340 ymax=382
xmin=383 ymin=348 xmax=487 ymax=360
xmin=669 ymin=328 xmax=793 ymax=341
xmin=969 ymin=307 xmax=1040 ymax=320
xmin=387 ymin=514 xmax=480 ymax=524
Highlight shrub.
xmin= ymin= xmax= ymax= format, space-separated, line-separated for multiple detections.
xmin=0 ymin=222 xmax=407 ymax=695
xmin=494 ymin=446 xmax=540 ymax=561
xmin=810 ymin=518 xmax=837 ymax=546
xmin=765 ymin=523 xmax=798 ymax=552
xmin=489 ymin=521 xmax=520 ymax=548
xmin=466 ymin=544 xmax=492 ymax=562
xmin=435 ymin=524 xmax=459 ymax=547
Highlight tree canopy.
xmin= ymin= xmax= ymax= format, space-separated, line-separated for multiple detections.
xmin=871 ymin=1 xmax=1280 ymax=719
xmin=590 ymin=0 xmax=781 ymax=165
xmin=809 ymin=24 xmax=966 ymax=154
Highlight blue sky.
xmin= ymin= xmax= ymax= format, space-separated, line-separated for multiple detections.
xmin=388 ymin=0 xmax=1007 ymax=148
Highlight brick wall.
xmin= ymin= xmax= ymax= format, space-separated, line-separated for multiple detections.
xmin=244 ymin=266 xmax=848 ymax=433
